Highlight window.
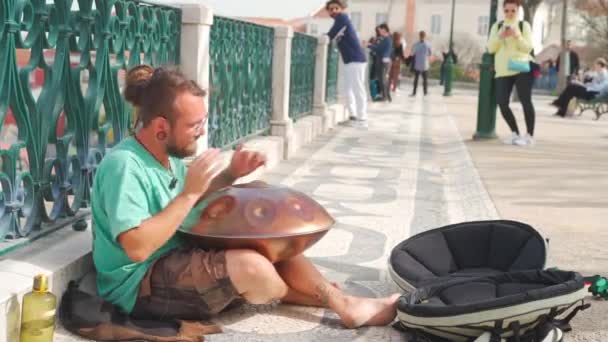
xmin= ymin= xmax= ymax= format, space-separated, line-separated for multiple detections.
xmin=350 ymin=12 xmax=362 ymax=32
xmin=376 ymin=13 xmax=388 ymax=26
xmin=431 ymin=15 xmax=441 ymax=34
xmin=310 ymin=24 xmax=318 ymax=35
xmin=477 ymin=16 xmax=489 ymax=36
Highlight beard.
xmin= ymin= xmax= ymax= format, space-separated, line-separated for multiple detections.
xmin=166 ymin=137 xmax=198 ymax=159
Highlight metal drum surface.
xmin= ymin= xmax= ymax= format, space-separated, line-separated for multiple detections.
xmin=178 ymin=181 xmax=335 ymax=262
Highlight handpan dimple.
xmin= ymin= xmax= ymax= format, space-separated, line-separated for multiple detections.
xmin=285 ymin=195 xmax=314 ymax=222
xmin=202 ymin=195 xmax=235 ymax=220
xmin=244 ymin=198 xmax=276 ymax=228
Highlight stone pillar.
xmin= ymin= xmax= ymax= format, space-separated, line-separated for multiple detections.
xmin=313 ymin=35 xmax=330 ymax=131
xmin=179 ymin=3 xmax=213 ymax=156
xmin=270 ymin=26 xmax=294 ymax=159
xmin=334 ymin=58 xmax=349 ymax=124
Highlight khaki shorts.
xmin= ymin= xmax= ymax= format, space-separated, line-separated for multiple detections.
xmin=131 ymin=248 xmax=242 ymax=320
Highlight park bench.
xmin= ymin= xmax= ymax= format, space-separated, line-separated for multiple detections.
xmin=576 ymin=96 xmax=608 ymax=120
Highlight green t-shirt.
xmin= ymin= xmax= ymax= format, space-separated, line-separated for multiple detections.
xmin=91 ymin=137 xmax=203 ymax=313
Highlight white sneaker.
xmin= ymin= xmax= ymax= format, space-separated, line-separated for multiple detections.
xmin=521 ymin=134 xmax=535 ymax=146
xmin=355 ymin=120 xmax=368 ymax=129
xmin=503 ymin=132 xmax=520 ymax=145
xmin=513 ymin=136 xmax=528 ymax=146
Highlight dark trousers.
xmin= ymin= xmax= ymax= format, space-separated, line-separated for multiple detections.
xmin=554 ymin=84 xmax=598 ymax=115
xmin=373 ymin=59 xmax=391 ymax=102
xmin=495 ymin=72 xmax=536 ymax=136
xmin=379 ymin=62 xmax=392 ymax=101
xmin=412 ymin=71 xmax=428 ymax=95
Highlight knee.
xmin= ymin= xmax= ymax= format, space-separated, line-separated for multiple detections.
xmin=228 ymin=249 xmax=273 ymax=279
xmin=496 ymin=98 xmax=510 ymax=108
xmin=226 ymin=249 xmax=287 ymax=301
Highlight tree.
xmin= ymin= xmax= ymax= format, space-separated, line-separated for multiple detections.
xmin=521 ymin=0 xmax=544 ymax=25
xmin=576 ymin=0 xmax=608 ymax=52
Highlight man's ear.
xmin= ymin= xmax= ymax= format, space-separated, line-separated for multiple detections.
xmin=152 ymin=115 xmax=169 ymax=130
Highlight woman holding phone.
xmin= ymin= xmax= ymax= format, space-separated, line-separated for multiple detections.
xmin=487 ymin=0 xmax=536 ymax=146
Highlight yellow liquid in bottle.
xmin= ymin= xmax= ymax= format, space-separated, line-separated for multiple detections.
xmin=19 ymin=284 xmax=57 ymax=342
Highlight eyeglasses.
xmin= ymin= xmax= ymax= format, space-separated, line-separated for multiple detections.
xmin=159 ymin=115 xmax=208 ymax=133
xmin=192 ymin=117 xmax=208 ymax=133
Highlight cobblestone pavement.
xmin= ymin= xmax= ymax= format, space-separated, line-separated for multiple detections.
xmin=56 ymin=88 xmax=606 ymax=341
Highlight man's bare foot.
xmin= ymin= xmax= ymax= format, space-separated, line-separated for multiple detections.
xmin=338 ymin=293 xmax=401 ymax=329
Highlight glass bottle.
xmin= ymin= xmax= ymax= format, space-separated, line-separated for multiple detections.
xmin=19 ymin=274 xmax=57 ymax=342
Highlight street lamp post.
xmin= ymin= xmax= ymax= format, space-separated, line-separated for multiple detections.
xmin=557 ymin=0 xmax=570 ymax=93
xmin=473 ymin=0 xmax=499 ymax=140
xmin=443 ymin=0 xmax=456 ymax=96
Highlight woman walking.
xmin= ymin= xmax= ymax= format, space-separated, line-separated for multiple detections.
xmin=487 ymin=0 xmax=536 ymax=146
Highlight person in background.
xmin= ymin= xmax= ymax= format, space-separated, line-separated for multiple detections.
xmin=326 ymin=0 xmax=369 ymax=128
xmin=551 ymin=58 xmax=608 ymax=117
xmin=367 ymin=26 xmax=381 ymax=100
xmin=439 ymin=47 xmax=458 ymax=86
xmin=389 ymin=32 xmax=406 ymax=92
xmin=410 ymin=31 xmax=431 ymax=97
xmin=556 ymin=40 xmax=580 ymax=83
xmin=368 ymin=23 xmax=393 ymax=102
xmin=487 ymin=0 xmax=536 ymax=146
xmin=547 ymin=59 xmax=558 ymax=90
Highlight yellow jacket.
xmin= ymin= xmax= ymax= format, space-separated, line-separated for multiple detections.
xmin=487 ymin=19 xmax=534 ymax=78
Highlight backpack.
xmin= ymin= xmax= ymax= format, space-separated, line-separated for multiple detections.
xmin=59 ymin=281 xmax=221 ymax=341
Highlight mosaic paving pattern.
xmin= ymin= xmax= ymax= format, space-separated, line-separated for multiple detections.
xmin=56 ymin=93 xmax=500 ymax=342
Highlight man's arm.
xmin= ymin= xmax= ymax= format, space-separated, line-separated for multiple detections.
xmin=118 ymin=149 xmax=222 ymax=262
xmin=200 ymin=168 xmax=236 ymax=199
xmin=198 ymin=146 xmax=266 ymax=203
xmin=118 ymin=192 xmax=199 ymax=262
xmin=327 ymin=14 xmax=346 ymax=41
xmin=572 ymin=52 xmax=580 ymax=73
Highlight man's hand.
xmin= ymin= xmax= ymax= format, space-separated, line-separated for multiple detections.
xmin=183 ymin=148 xmax=223 ymax=199
xmin=228 ymin=144 xmax=267 ymax=179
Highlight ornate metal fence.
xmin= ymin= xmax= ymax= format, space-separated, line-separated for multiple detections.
xmin=208 ymin=17 xmax=274 ymax=148
xmin=0 ymin=0 xmax=181 ymax=246
xmin=289 ymin=32 xmax=317 ymax=120
xmin=326 ymin=42 xmax=339 ymax=105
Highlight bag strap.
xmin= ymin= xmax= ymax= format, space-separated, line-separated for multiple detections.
xmin=551 ymin=302 xmax=591 ymax=332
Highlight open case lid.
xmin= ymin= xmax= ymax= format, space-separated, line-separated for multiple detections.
xmin=389 ymin=220 xmax=548 ymax=291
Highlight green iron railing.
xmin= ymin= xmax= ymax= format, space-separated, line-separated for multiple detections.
xmin=0 ymin=0 xmax=181 ymax=246
xmin=289 ymin=32 xmax=317 ymax=120
xmin=326 ymin=42 xmax=339 ymax=105
xmin=208 ymin=16 xmax=274 ymax=148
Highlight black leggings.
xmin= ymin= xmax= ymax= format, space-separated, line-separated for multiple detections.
xmin=495 ymin=72 xmax=536 ymax=136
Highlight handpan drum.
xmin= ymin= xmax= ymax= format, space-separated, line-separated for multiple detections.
xmin=178 ymin=181 xmax=335 ymax=262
